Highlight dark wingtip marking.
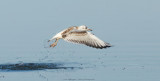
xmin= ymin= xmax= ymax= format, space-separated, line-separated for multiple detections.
xmin=95 ymin=45 xmax=112 ymax=49
xmin=85 ymin=43 xmax=112 ymax=49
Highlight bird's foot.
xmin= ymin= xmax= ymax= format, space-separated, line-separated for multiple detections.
xmin=50 ymin=43 xmax=57 ymax=47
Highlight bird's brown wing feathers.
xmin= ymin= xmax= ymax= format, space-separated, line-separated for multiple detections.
xmin=63 ymin=32 xmax=111 ymax=49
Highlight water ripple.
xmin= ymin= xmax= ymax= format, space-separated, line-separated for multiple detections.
xmin=0 ymin=63 xmax=82 ymax=71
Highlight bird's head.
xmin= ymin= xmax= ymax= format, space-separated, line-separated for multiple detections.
xmin=78 ymin=25 xmax=92 ymax=31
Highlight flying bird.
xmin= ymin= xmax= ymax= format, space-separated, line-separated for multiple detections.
xmin=48 ymin=25 xmax=111 ymax=49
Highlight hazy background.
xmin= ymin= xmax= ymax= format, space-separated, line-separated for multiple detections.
xmin=0 ymin=0 xmax=160 ymax=81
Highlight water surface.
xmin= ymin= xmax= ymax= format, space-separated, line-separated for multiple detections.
xmin=0 ymin=0 xmax=160 ymax=81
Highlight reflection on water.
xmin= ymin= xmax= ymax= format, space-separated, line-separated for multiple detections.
xmin=0 ymin=63 xmax=82 ymax=71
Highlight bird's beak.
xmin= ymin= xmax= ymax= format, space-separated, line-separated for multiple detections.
xmin=87 ymin=29 xmax=92 ymax=31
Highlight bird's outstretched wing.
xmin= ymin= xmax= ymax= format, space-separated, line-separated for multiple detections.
xmin=63 ymin=32 xmax=111 ymax=49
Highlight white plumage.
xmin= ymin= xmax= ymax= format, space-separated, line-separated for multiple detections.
xmin=48 ymin=25 xmax=111 ymax=49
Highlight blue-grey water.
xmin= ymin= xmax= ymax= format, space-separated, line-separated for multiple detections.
xmin=0 ymin=0 xmax=160 ymax=81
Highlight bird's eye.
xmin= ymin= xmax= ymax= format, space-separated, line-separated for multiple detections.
xmin=86 ymin=27 xmax=88 ymax=29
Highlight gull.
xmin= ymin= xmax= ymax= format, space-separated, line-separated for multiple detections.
xmin=48 ymin=25 xmax=111 ymax=49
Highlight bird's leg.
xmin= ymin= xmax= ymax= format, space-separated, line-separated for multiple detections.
xmin=50 ymin=38 xmax=59 ymax=47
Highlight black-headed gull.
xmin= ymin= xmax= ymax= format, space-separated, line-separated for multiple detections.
xmin=48 ymin=25 xmax=111 ymax=49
